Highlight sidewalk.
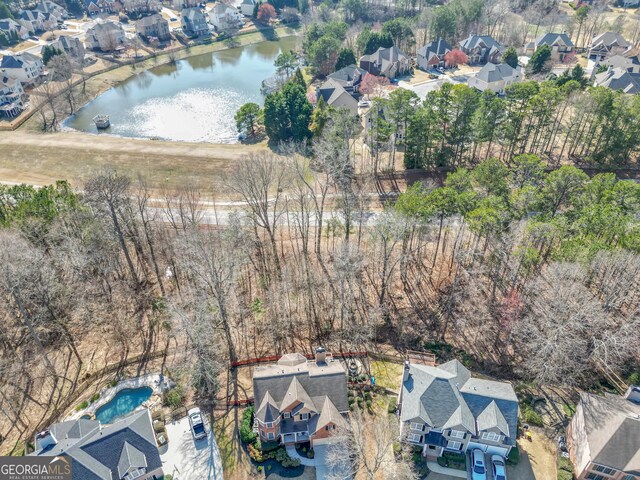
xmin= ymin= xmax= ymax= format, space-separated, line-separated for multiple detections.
xmin=426 ymin=461 xmax=467 ymax=479
xmin=285 ymin=445 xmax=316 ymax=467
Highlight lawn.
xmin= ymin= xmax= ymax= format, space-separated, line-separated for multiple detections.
xmin=371 ymin=359 xmax=403 ymax=392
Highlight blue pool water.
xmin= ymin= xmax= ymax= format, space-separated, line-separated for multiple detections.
xmin=95 ymin=387 xmax=153 ymax=424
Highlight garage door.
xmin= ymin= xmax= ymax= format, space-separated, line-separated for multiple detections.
xmin=466 ymin=442 xmax=508 ymax=458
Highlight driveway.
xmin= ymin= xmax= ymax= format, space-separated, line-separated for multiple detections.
xmin=314 ymin=443 xmax=352 ymax=480
xmin=160 ymin=416 xmax=223 ymax=480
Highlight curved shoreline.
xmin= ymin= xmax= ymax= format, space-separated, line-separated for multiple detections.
xmin=15 ymin=25 xmax=301 ymax=134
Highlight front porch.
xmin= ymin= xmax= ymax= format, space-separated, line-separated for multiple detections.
xmin=282 ymin=431 xmax=309 ymax=445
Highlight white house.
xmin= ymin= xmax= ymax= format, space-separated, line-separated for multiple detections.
xmin=0 ymin=75 xmax=26 ymax=118
xmin=208 ymin=3 xmax=242 ymax=32
xmin=0 ymin=18 xmax=30 ymax=41
xmin=240 ymin=0 xmax=256 ymax=16
xmin=35 ymin=0 xmax=68 ymax=21
xmin=85 ymin=20 xmax=126 ymax=51
xmin=17 ymin=10 xmax=53 ymax=33
xmin=468 ymin=63 xmax=521 ymax=94
xmin=0 ymin=52 xmax=44 ymax=86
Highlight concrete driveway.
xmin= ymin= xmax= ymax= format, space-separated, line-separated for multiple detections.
xmin=160 ymin=416 xmax=223 ymax=480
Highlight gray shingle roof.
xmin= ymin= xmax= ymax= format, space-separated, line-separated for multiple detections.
xmin=317 ymin=78 xmax=358 ymax=114
xmin=400 ymin=360 xmax=519 ymax=445
xmin=360 ymin=46 xmax=409 ymax=76
xmin=117 ymin=441 xmax=147 ymax=478
xmin=603 ymin=54 xmax=640 ymax=70
xmin=591 ymin=32 xmax=630 ymax=50
xmin=328 ymin=64 xmax=366 ymax=84
xmin=1 ymin=52 xmax=41 ymax=69
xmin=31 ymin=410 xmax=162 ymax=480
xmin=417 ymin=38 xmax=452 ymax=61
xmin=460 ymin=34 xmax=503 ymax=51
xmin=256 ymin=391 xmax=280 ymax=423
xmin=314 ymin=396 xmax=350 ymax=431
xmin=534 ymin=32 xmax=574 ymax=48
xmin=475 ymin=63 xmax=518 ymax=83
xmin=595 ymin=68 xmax=640 ymax=94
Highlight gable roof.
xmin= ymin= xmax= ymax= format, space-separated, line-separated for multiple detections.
xmin=591 ymin=31 xmax=630 ymax=50
xmin=575 ymin=391 xmax=640 ymax=472
xmin=400 ymin=360 xmax=518 ymax=445
xmin=0 ymin=18 xmax=22 ymax=31
xmin=328 ymin=64 xmax=366 ymax=84
xmin=314 ymin=396 xmax=350 ymax=431
xmin=460 ymin=34 xmax=503 ymax=51
xmin=475 ymin=63 xmax=518 ymax=83
xmin=360 ymin=46 xmax=409 ymax=75
xmin=317 ymin=78 xmax=359 ymax=114
xmin=281 ymin=376 xmax=318 ymax=413
xmin=534 ymin=32 xmax=574 ymax=48
xmin=117 ymin=441 xmax=147 ymax=478
xmin=87 ymin=20 xmax=123 ymax=36
xmin=417 ymin=38 xmax=452 ymax=61
xmin=253 ymin=353 xmax=349 ymax=417
xmin=31 ymin=410 xmax=162 ymax=480
xmin=603 ymin=54 xmax=640 ymax=70
xmin=256 ymin=391 xmax=280 ymax=423
xmin=595 ymin=67 xmax=640 ymax=94
xmin=0 ymin=52 xmax=41 ymax=69
xmin=182 ymin=7 xmax=205 ymax=20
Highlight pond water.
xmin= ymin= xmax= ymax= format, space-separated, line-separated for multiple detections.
xmin=95 ymin=386 xmax=153 ymax=424
xmin=65 ymin=36 xmax=298 ymax=143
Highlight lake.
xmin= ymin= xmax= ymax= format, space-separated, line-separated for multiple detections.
xmin=65 ymin=36 xmax=298 ymax=143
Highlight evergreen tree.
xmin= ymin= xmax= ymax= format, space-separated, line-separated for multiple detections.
xmin=263 ymin=81 xmax=312 ymax=142
xmin=503 ymin=46 xmax=518 ymax=69
xmin=42 ymin=45 xmax=63 ymax=65
xmin=528 ymin=45 xmax=552 ymax=74
xmin=0 ymin=1 xmax=13 ymax=19
xmin=292 ymin=68 xmax=306 ymax=88
xmin=335 ymin=48 xmax=356 ymax=70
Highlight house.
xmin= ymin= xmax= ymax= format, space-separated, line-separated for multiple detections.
xmin=30 ymin=409 xmax=164 ymax=480
xmin=327 ymin=64 xmax=366 ymax=93
xmin=589 ymin=32 xmax=632 ymax=61
xmin=525 ymin=32 xmax=575 ymax=62
xmin=359 ymin=46 xmax=410 ymax=79
xmin=316 ymin=78 xmax=359 ymax=115
xmin=459 ymin=34 xmax=504 ymax=65
xmin=123 ymin=0 xmax=159 ymax=13
xmin=35 ymin=0 xmax=68 ymax=21
xmin=0 ymin=75 xmax=26 ymax=118
xmin=136 ymin=13 xmax=170 ymax=40
xmin=181 ymin=7 xmax=208 ymax=37
xmin=601 ymin=54 xmax=640 ymax=74
xmin=208 ymin=3 xmax=242 ymax=32
xmin=85 ymin=0 xmax=118 ymax=14
xmin=0 ymin=52 xmax=44 ymax=85
xmin=0 ymin=18 xmax=30 ymax=41
xmin=416 ymin=38 xmax=451 ymax=70
xmin=240 ymin=0 xmax=256 ymax=16
xmin=398 ymin=359 xmax=519 ymax=458
xmin=172 ymin=0 xmax=198 ymax=9
xmin=52 ymin=34 xmax=86 ymax=62
xmin=594 ymin=67 xmax=640 ymax=94
xmin=567 ymin=386 xmax=640 ymax=480
xmin=252 ymin=348 xmax=349 ymax=448
xmin=85 ymin=20 xmax=126 ymax=51
xmin=468 ymin=63 xmax=521 ymax=94
xmin=17 ymin=10 xmax=54 ymax=33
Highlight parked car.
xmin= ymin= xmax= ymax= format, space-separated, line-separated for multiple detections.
xmin=491 ymin=455 xmax=507 ymax=480
xmin=188 ymin=407 xmax=207 ymax=440
xmin=170 ymin=17 xmax=177 ymax=21
xmin=60 ymin=24 xmax=68 ymax=29
xmin=557 ymin=435 xmax=568 ymax=452
xmin=358 ymin=100 xmax=371 ymax=108
xmin=472 ymin=449 xmax=487 ymax=480
xmin=30 ymin=36 xmax=39 ymax=41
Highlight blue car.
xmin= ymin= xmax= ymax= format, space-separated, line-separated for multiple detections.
xmin=472 ymin=449 xmax=487 ymax=480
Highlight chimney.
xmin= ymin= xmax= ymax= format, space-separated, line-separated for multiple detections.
xmin=315 ymin=347 xmax=326 ymax=364
xmin=35 ymin=429 xmax=57 ymax=452
xmin=403 ymin=360 xmax=410 ymax=382
xmin=624 ymin=385 xmax=640 ymax=404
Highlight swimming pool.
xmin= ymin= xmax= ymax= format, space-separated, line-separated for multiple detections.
xmin=95 ymin=387 xmax=153 ymax=424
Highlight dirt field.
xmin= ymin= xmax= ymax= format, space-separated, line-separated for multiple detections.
xmin=0 ymin=130 xmax=267 ymax=192
xmin=510 ymin=430 xmax=557 ymax=480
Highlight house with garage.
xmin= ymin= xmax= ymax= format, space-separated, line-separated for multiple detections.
xmin=397 ymin=358 xmax=519 ymax=459
xmin=417 ymin=38 xmax=451 ymax=70
xmin=567 ymin=386 xmax=640 ymax=480
xmin=35 ymin=0 xmax=68 ymax=21
xmin=252 ymin=348 xmax=349 ymax=448
xmin=468 ymin=62 xmax=521 ymax=94
xmin=17 ymin=9 xmax=54 ymax=33
xmin=459 ymin=34 xmax=504 ymax=65
xmin=601 ymin=54 xmax=640 ymax=74
xmin=359 ymin=46 xmax=410 ymax=79
xmin=51 ymin=34 xmax=86 ymax=62
xmin=30 ymin=409 xmax=164 ymax=480
xmin=85 ymin=0 xmax=119 ymax=14
xmin=0 ymin=52 xmax=44 ymax=86
xmin=181 ymin=7 xmax=208 ymax=37
xmin=316 ymin=78 xmax=359 ymax=115
xmin=525 ymin=32 xmax=575 ymax=62
xmin=589 ymin=32 xmax=632 ymax=62
xmin=240 ymin=0 xmax=256 ymax=16
xmin=0 ymin=75 xmax=26 ymax=118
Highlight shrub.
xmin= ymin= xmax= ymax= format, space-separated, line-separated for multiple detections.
xmin=274 ymin=448 xmax=300 ymax=467
xmin=75 ymin=400 xmax=89 ymax=411
xmin=164 ymin=475 xmax=173 ymax=480
xmin=522 ymin=407 xmax=543 ymax=427
xmin=388 ymin=397 xmax=397 ymax=414
xmin=240 ymin=407 xmax=257 ymax=444
xmin=307 ymin=449 xmax=314 ymax=459
xmin=506 ymin=446 xmax=520 ymax=465
xmin=248 ymin=442 xmax=265 ymax=462
xmin=347 ymin=390 xmax=354 ymax=398
xmin=357 ymin=397 xmax=363 ymax=405
xmin=90 ymin=393 xmax=100 ymax=403
xmin=365 ymin=399 xmax=372 ymax=409
xmin=163 ymin=384 xmax=186 ymax=408
xmin=257 ymin=465 xmax=263 ymax=473
xmin=153 ymin=420 xmax=165 ymax=433
xmin=363 ymin=392 xmax=371 ymax=401
xmin=109 ymin=380 xmax=118 ymax=388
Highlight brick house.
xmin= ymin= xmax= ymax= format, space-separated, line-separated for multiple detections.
xmin=459 ymin=34 xmax=504 ymax=65
xmin=524 ymin=32 xmax=575 ymax=62
xmin=252 ymin=348 xmax=349 ymax=448
xmin=567 ymin=386 xmax=640 ymax=480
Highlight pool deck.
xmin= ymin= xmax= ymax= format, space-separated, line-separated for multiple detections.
xmin=69 ymin=373 xmax=174 ymax=421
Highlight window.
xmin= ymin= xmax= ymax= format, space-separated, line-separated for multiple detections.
xmin=481 ymin=431 xmax=501 ymax=442
xmin=446 ymin=440 xmax=462 ymax=450
xmin=282 ymin=412 xmax=290 ymax=419
xmin=449 ymin=430 xmax=465 ymax=439
xmin=268 ymin=432 xmax=275 ymax=440
xmin=592 ymin=465 xmax=617 ymax=475
xmin=410 ymin=422 xmax=424 ymax=431
xmin=265 ymin=422 xmax=273 ymax=428
xmin=325 ymin=425 xmax=335 ymax=431
xmin=261 ymin=430 xmax=266 ymax=438
xmin=586 ymin=474 xmax=605 ymax=480
xmin=623 ymin=476 xmax=639 ymax=480
xmin=300 ymin=413 xmax=309 ymax=421
xmin=407 ymin=433 xmax=422 ymax=443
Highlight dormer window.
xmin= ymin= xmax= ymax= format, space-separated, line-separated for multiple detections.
xmin=480 ymin=431 xmax=501 ymax=442
xmin=282 ymin=412 xmax=290 ymax=419
xmin=123 ymin=468 xmax=146 ymax=480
